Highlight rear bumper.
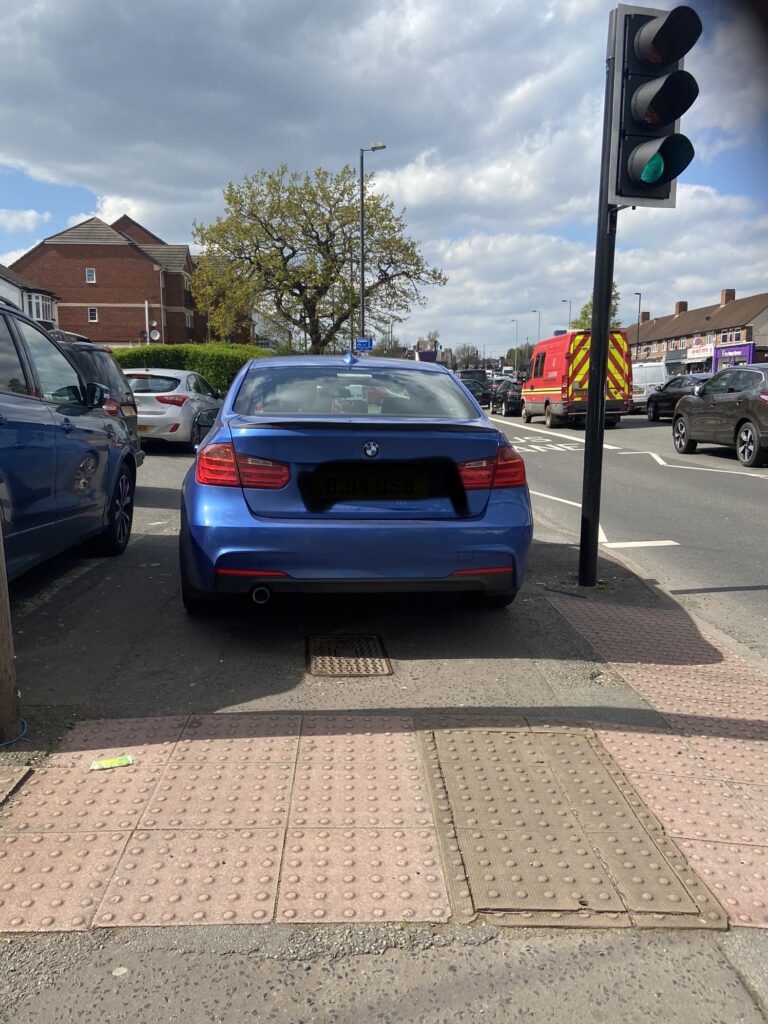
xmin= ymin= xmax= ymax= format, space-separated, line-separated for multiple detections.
xmin=550 ymin=400 xmax=627 ymax=418
xmin=179 ymin=476 xmax=533 ymax=598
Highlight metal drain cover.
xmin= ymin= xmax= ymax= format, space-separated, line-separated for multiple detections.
xmin=307 ymin=635 xmax=392 ymax=677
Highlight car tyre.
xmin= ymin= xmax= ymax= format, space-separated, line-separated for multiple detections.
xmin=605 ymin=417 xmax=619 ymax=428
xmin=86 ymin=464 xmax=134 ymax=557
xmin=736 ymin=420 xmax=767 ymax=468
xmin=647 ymin=402 xmax=660 ymax=422
xmin=673 ymin=416 xmax=697 ymax=454
xmin=502 ymin=398 xmax=511 ymax=417
xmin=544 ymin=405 xmax=556 ymax=428
xmin=521 ymin=402 xmax=532 ymax=423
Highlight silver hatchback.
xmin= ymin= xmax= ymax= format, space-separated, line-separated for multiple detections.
xmin=123 ymin=368 xmax=223 ymax=450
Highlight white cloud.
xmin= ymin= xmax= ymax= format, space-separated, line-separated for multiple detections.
xmin=0 ymin=247 xmax=31 ymax=266
xmin=0 ymin=208 xmax=51 ymax=232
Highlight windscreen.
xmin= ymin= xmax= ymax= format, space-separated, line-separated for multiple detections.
xmin=125 ymin=374 xmax=181 ymax=393
xmin=232 ymin=365 xmax=478 ymax=419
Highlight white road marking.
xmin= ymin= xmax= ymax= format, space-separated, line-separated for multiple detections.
xmin=489 ymin=417 xmax=621 ymax=449
xmin=602 ymin=540 xmax=680 ymax=549
xmin=529 ymin=489 xmax=607 ymax=543
xmin=618 ymin=449 xmax=768 ymax=479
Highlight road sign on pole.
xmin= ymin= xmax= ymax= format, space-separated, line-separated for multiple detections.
xmin=354 ymin=336 xmax=374 ymax=352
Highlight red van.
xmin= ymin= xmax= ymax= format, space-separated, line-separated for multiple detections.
xmin=521 ymin=329 xmax=632 ymax=427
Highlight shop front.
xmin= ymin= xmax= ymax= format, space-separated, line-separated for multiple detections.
xmin=684 ymin=339 xmax=714 ymax=373
xmin=714 ymin=342 xmax=757 ymax=371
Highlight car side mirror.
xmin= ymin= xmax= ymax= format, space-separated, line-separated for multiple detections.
xmin=86 ymin=381 xmax=110 ymax=408
xmin=215 ymin=389 xmax=223 ymax=400
xmin=693 ymin=385 xmax=703 ymax=396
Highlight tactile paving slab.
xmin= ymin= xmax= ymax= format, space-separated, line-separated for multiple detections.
xmin=676 ymin=840 xmax=768 ymax=927
xmin=173 ymin=714 xmax=300 ymax=763
xmin=95 ymin=829 xmax=281 ymax=927
xmin=299 ymin=715 xmax=419 ymax=764
xmin=440 ymin=762 xmax=572 ymax=830
xmin=627 ymin=773 xmax=768 ymax=846
xmin=457 ymin=827 xmax=624 ymax=912
xmin=306 ymin=635 xmax=392 ymax=676
xmin=139 ymin=763 xmax=293 ymax=829
xmin=0 ymin=767 xmax=162 ymax=833
xmin=595 ymin=728 xmax=716 ymax=778
xmin=0 ymin=831 xmax=129 ymax=932
xmin=289 ymin=763 xmax=432 ymax=827
xmin=276 ymin=828 xmax=449 ymax=922
xmin=685 ymin=737 xmax=768 ymax=785
xmin=729 ymin=784 xmax=768 ymax=829
xmin=49 ymin=717 xmax=189 ymax=768
xmin=587 ymin=828 xmax=698 ymax=914
xmin=0 ymin=767 xmax=29 ymax=805
xmin=435 ymin=728 xmax=545 ymax=766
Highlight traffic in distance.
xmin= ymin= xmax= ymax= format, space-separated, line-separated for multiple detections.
xmin=2 ymin=295 xmax=767 ymax=607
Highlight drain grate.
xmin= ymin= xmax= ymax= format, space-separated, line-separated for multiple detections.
xmin=306 ymin=635 xmax=392 ymax=677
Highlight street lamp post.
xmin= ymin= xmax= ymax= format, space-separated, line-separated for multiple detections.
xmin=532 ymin=309 xmax=541 ymax=342
xmin=634 ymin=291 xmax=642 ymax=357
xmin=561 ymin=298 xmax=572 ymax=331
xmin=509 ymin=318 xmax=518 ymax=369
xmin=358 ymin=142 xmax=386 ymax=350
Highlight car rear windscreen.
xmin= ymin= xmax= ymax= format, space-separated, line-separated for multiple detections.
xmin=233 ymin=366 xmax=478 ymax=419
xmin=125 ymin=375 xmax=181 ymax=393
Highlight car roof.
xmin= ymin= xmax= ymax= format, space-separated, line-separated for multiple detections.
xmin=122 ymin=367 xmax=188 ymax=376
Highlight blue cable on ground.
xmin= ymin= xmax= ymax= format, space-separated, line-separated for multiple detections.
xmin=0 ymin=718 xmax=28 ymax=748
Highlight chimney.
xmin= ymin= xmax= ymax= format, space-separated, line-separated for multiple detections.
xmin=674 ymin=301 xmax=688 ymax=315
xmin=640 ymin=311 xmax=650 ymax=323
xmin=720 ymin=289 xmax=735 ymax=306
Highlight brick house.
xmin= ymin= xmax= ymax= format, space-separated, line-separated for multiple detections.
xmin=627 ymin=289 xmax=768 ymax=374
xmin=0 ymin=263 xmax=58 ymax=331
xmin=10 ymin=216 xmax=209 ymax=346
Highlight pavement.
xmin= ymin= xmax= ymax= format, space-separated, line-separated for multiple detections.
xmin=1 ymin=454 xmax=768 ymax=1021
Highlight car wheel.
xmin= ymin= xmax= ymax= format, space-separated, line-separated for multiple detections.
xmin=521 ymin=402 xmax=532 ymax=423
xmin=673 ymin=416 xmax=697 ymax=455
xmin=544 ymin=405 xmax=554 ymax=428
xmin=736 ymin=420 xmax=767 ymax=468
xmin=502 ymin=399 xmax=511 ymax=417
xmin=647 ymin=402 xmax=659 ymax=422
xmin=86 ymin=464 xmax=135 ymax=556
xmin=605 ymin=417 xmax=619 ymax=428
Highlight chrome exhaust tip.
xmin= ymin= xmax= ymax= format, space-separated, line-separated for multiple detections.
xmin=251 ymin=586 xmax=272 ymax=605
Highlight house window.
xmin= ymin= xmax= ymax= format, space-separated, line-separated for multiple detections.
xmin=661 ymin=341 xmax=667 ymax=352
xmin=734 ymin=329 xmax=741 ymax=342
xmin=85 ymin=267 xmax=96 ymax=284
xmin=651 ymin=342 xmax=658 ymax=353
xmin=87 ymin=308 xmax=98 ymax=323
xmin=27 ymin=293 xmax=54 ymax=323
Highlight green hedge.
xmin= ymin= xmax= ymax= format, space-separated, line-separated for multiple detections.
xmin=113 ymin=344 xmax=269 ymax=392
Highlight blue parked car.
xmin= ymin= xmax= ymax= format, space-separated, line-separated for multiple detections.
xmin=179 ymin=355 xmax=533 ymax=612
xmin=0 ymin=301 xmax=138 ymax=581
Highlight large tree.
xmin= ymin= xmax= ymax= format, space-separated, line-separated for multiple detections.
xmin=192 ymin=165 xmax=447 ymax=352
xmin=571 ymin=282 xmax=622 ymax=330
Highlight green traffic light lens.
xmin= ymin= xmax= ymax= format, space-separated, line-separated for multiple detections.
xmin=640 ymin=152 xmax=665 ymax=184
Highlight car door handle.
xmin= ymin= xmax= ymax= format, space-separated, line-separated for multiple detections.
xmin=59 ymin=418 xmax=74 ymax=433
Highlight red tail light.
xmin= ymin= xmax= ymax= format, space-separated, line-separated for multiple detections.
xmin=102 ymin=399 xmax=122 ymax=417
xmin=196 ymin=443 xmax=239 ymax=486
xmin=237 ymin=454 xmax=290 ymax=489
xmin=759 ymin=391 xmax=768 ymax=405
xmin=196 ymin=443 xmax=290 ymax=489
xmin=156 ymin=394 xmax=188 ymax=407
xmin=561 ymin=374 xmax=568 ymax=399
xmin=457 ymin=446 xmax=526 ymax=490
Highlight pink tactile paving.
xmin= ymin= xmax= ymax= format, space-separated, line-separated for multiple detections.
xmin=0 ymin=767 xmax=162 ymax=833
xmin=289 ymin=763 xmax=433 ymax=828
xmin=626 ymin=773 xmax=768 ymax=846
xmin=95 ymin=829 xmax=281 ymax=927
xmin=685 ymin=737 xmax=768 ymax=785
xmin=299 ymin=715 xmax=420 ymax=764
xmin=139 ymin=763 xmax=293 ymax=829
xmin=0 ymin=832 xmax=129 ymax=932
xmin=0 ymin=767 xmax=29 ymax=805
xmin=594 ymin=729 xmax=715 ymax=778
xmin=173 ymin=714 xmax=300 ymax=764
xmin=276 ymin=828 xmax=449 ymax=923
xmin=729 ymin=785 xmax=768 ymax=829
xmin=49 ymin=717 xmax=189 ymax=767
xmin=676 ymin=840 xmax=768 ymax=927
xmin=674 ymin=715 xmax=768 ymax=742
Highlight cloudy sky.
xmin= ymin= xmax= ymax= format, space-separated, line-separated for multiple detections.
xmin=1 ymin=0 xmax=766 ymax=357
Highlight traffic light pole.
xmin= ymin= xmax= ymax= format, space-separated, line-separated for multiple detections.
xmin=0 ymin=531 xmax=21 ymax=743
xmin=579 ymin=10 xmax=619 ymax=587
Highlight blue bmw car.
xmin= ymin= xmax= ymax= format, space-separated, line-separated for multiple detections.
xmin=179 ymin=356 xmax=533 ymax=612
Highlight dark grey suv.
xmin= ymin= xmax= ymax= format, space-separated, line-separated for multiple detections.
xmin=672 ymin=364 xmax=768 ymax=468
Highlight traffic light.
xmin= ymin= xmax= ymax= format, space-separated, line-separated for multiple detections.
xmin=608 ymin=4 xmax=702 ymax=207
